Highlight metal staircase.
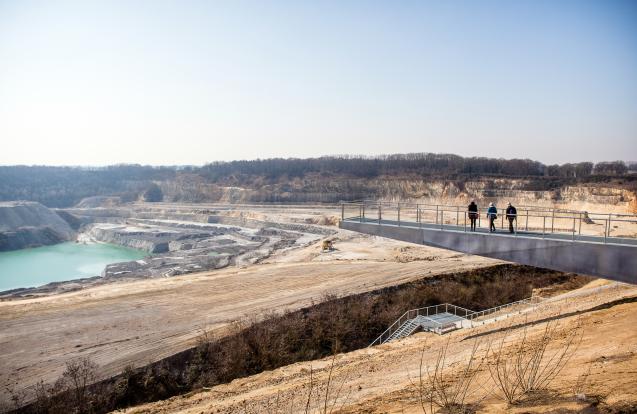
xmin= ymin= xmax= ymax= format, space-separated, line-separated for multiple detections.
xmin=369 ymin=297 xmax=539 ymax=347
xmin=385 ymin=317 xmax=422 ymax=342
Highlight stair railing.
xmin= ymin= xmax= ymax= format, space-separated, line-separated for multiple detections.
xmin=369 ymin=296 xmax=538 ymax=347
xmin=369 ymin=303 xmax=455 ymax=347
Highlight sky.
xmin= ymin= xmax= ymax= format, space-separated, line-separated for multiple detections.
xmin=0 ymin=0 xmax=636 ymax=166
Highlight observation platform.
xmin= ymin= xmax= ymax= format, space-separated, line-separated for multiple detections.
xmin=340 ymin=202 xmax=637 ymax=284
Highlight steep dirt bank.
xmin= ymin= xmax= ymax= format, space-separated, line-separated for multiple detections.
xmin=11 ymin=266 xmax=588 ymax=414
xmin=0 ymin=202 xmax=75 ymax=251
xmin=120 ymin=281 xmax=637 ymax=414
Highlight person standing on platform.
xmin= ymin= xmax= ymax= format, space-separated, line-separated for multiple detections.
xmin=468 ymin=201 xmax=478 ymax=231
xmin=487 ymin=202 xmax=498 ymax=232
xmin=506 ymin=202 xmax=517 ymax=233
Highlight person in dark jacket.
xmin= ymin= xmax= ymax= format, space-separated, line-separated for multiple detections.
xmin=487 ymin=202 xmax=498 ymax=232
xmin=506 ymin=202 xmax=517 ymax=233
xmin=468 ymin=201 xmax=478 ymax=231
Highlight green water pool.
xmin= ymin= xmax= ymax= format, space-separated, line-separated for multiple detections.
xmin=0 ymin=242 xmax=146 ymax=291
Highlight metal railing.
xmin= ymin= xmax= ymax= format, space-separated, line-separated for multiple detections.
xmin=369 ymin=296 xmax=540 ymax=347
xmin=465 ymin=296 xmax=541 ymax=323
xmin=341 ymin=200 xmax=637 ymax=244
xmin=368 ymin=303 xmax=473 ymax=347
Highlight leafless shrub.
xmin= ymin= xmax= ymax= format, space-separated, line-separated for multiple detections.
xmin=487 ymin=319 xmax=582 ymax=404
xmin=14 ymin=358 xmax=100 ymax=414
xmin=260 ymin=349 xmax=351 ymax=414
xmin=62 ymin=357 xmax=99 ymax=413
xmin=516 ymin=320 xmax=582 ymax=394
xmin=486 ymin=335 xmax=522 ymax=404
xmin=416 ymin=339 xmax=485 ymax=414
xmin=303 ymin=352 xmax=351 ymax=414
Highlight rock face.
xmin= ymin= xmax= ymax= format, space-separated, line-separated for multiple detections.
xmin=0 ymin=201 xmax=75 ymax=251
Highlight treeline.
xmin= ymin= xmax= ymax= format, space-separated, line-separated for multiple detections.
xmin=0 ymin=155 xmax=633 ymax=207
xmin=0 ymin=165 xmax=175 ymax=207
xmin=199 ymin=154 xmax=631 ymax=181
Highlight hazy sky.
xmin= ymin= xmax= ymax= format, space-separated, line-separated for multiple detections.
xmin=1 ymin=0 xmax=636 ymax=166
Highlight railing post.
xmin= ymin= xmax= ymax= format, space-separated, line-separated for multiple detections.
xmin=579 ymin=212 xmax=582 ymax=235
xmin=525 ymin=209 xmax=529 ymax=231
xmin=464 ymin=211 xmax=467 ymax=232
xmin=419 ymin=207 xmax=422 ymax=228
xmin=604 ymin=219 xmax=607 ymax=243
xmin=440 ymin=210 xmax=444 ymax=230
xmin=435 ymin=205 xmax=439 ymax=224
xmin=378 ymin=203 xmax=382 ymax=225
xmin=456 ymin=206 xmax=459 ymax=227
xmin=542 ymin=216 xmax=546 ymax=238
xmin=397 ymin=203 xmax=401 ymax=227
xmin=359 ymin=205 xmax=362 ymax=223
xmin=501 ymin=209 xmax=504 ymax=229
xmin=572 ymin=217 xmax=576 ymax=241
xmin=362 ymin=205 xmax=365 ymax=222
xmin=341 ymin=203 xmax=344 ymax=221
xmin=551 ymin=209 xmax=555 ymax=233
xmin=608 ymin=213 xmax=612 ymax=238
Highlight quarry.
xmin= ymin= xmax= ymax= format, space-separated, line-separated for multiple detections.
xmin=1 ymin=177 xmax=637 ymax=414
xmin=0 ymin=202 xmax=334 ymax=297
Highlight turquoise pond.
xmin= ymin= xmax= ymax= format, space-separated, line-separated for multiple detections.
xmin=0 ymin=242 xmax=146 ymax=291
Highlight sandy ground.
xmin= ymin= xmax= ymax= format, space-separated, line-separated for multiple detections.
xmin=0 ymin=229 xmax=496 ymax=402
xmin=119 ymin=280 xmax=637 ymax=414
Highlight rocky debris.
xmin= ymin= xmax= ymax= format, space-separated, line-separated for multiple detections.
xmin=207 ymin=215 xmax=334 ymax=235
xmin=75 ymin=196 xmax=122 ymax=208
xmin=0 ymin=201 xmax=75 ymax=251
xmin=84 ymin=223 xmax=218 ymax=253
xmin=80 ymin=219 xmax=287 ymax=279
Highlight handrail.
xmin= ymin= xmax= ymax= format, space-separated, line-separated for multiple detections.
xmin=342 ymin=200 xmax=637 ymax=243
xmin=355 ymin=199 xmax=637 ymax=220
xmin=369 ymin=297 xmax=538 ymax=347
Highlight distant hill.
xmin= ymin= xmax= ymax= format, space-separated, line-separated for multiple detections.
xmin=0 ymin=154 xmax=634 ymax=207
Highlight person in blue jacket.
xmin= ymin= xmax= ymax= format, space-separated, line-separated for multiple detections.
xmin=487 ymin=202 xmax=498 ymax=232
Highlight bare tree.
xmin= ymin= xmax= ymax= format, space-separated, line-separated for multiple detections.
xmin=416 ymin=339 xmax=486 ymax=414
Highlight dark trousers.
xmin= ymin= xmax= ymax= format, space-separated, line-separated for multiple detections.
xmin=489 ymin=217 xmax=496 ymax=232
xmin=470 ymin=218 xmax=476 ymax=231
xmin=508 ymin=217 xmax=515 ymax=233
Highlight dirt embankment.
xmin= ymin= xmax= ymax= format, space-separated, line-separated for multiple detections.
xmin=11 ymin=265 xmax=583 ymax=414
xmin=120 ymin=281 xmax=637 ymax=414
